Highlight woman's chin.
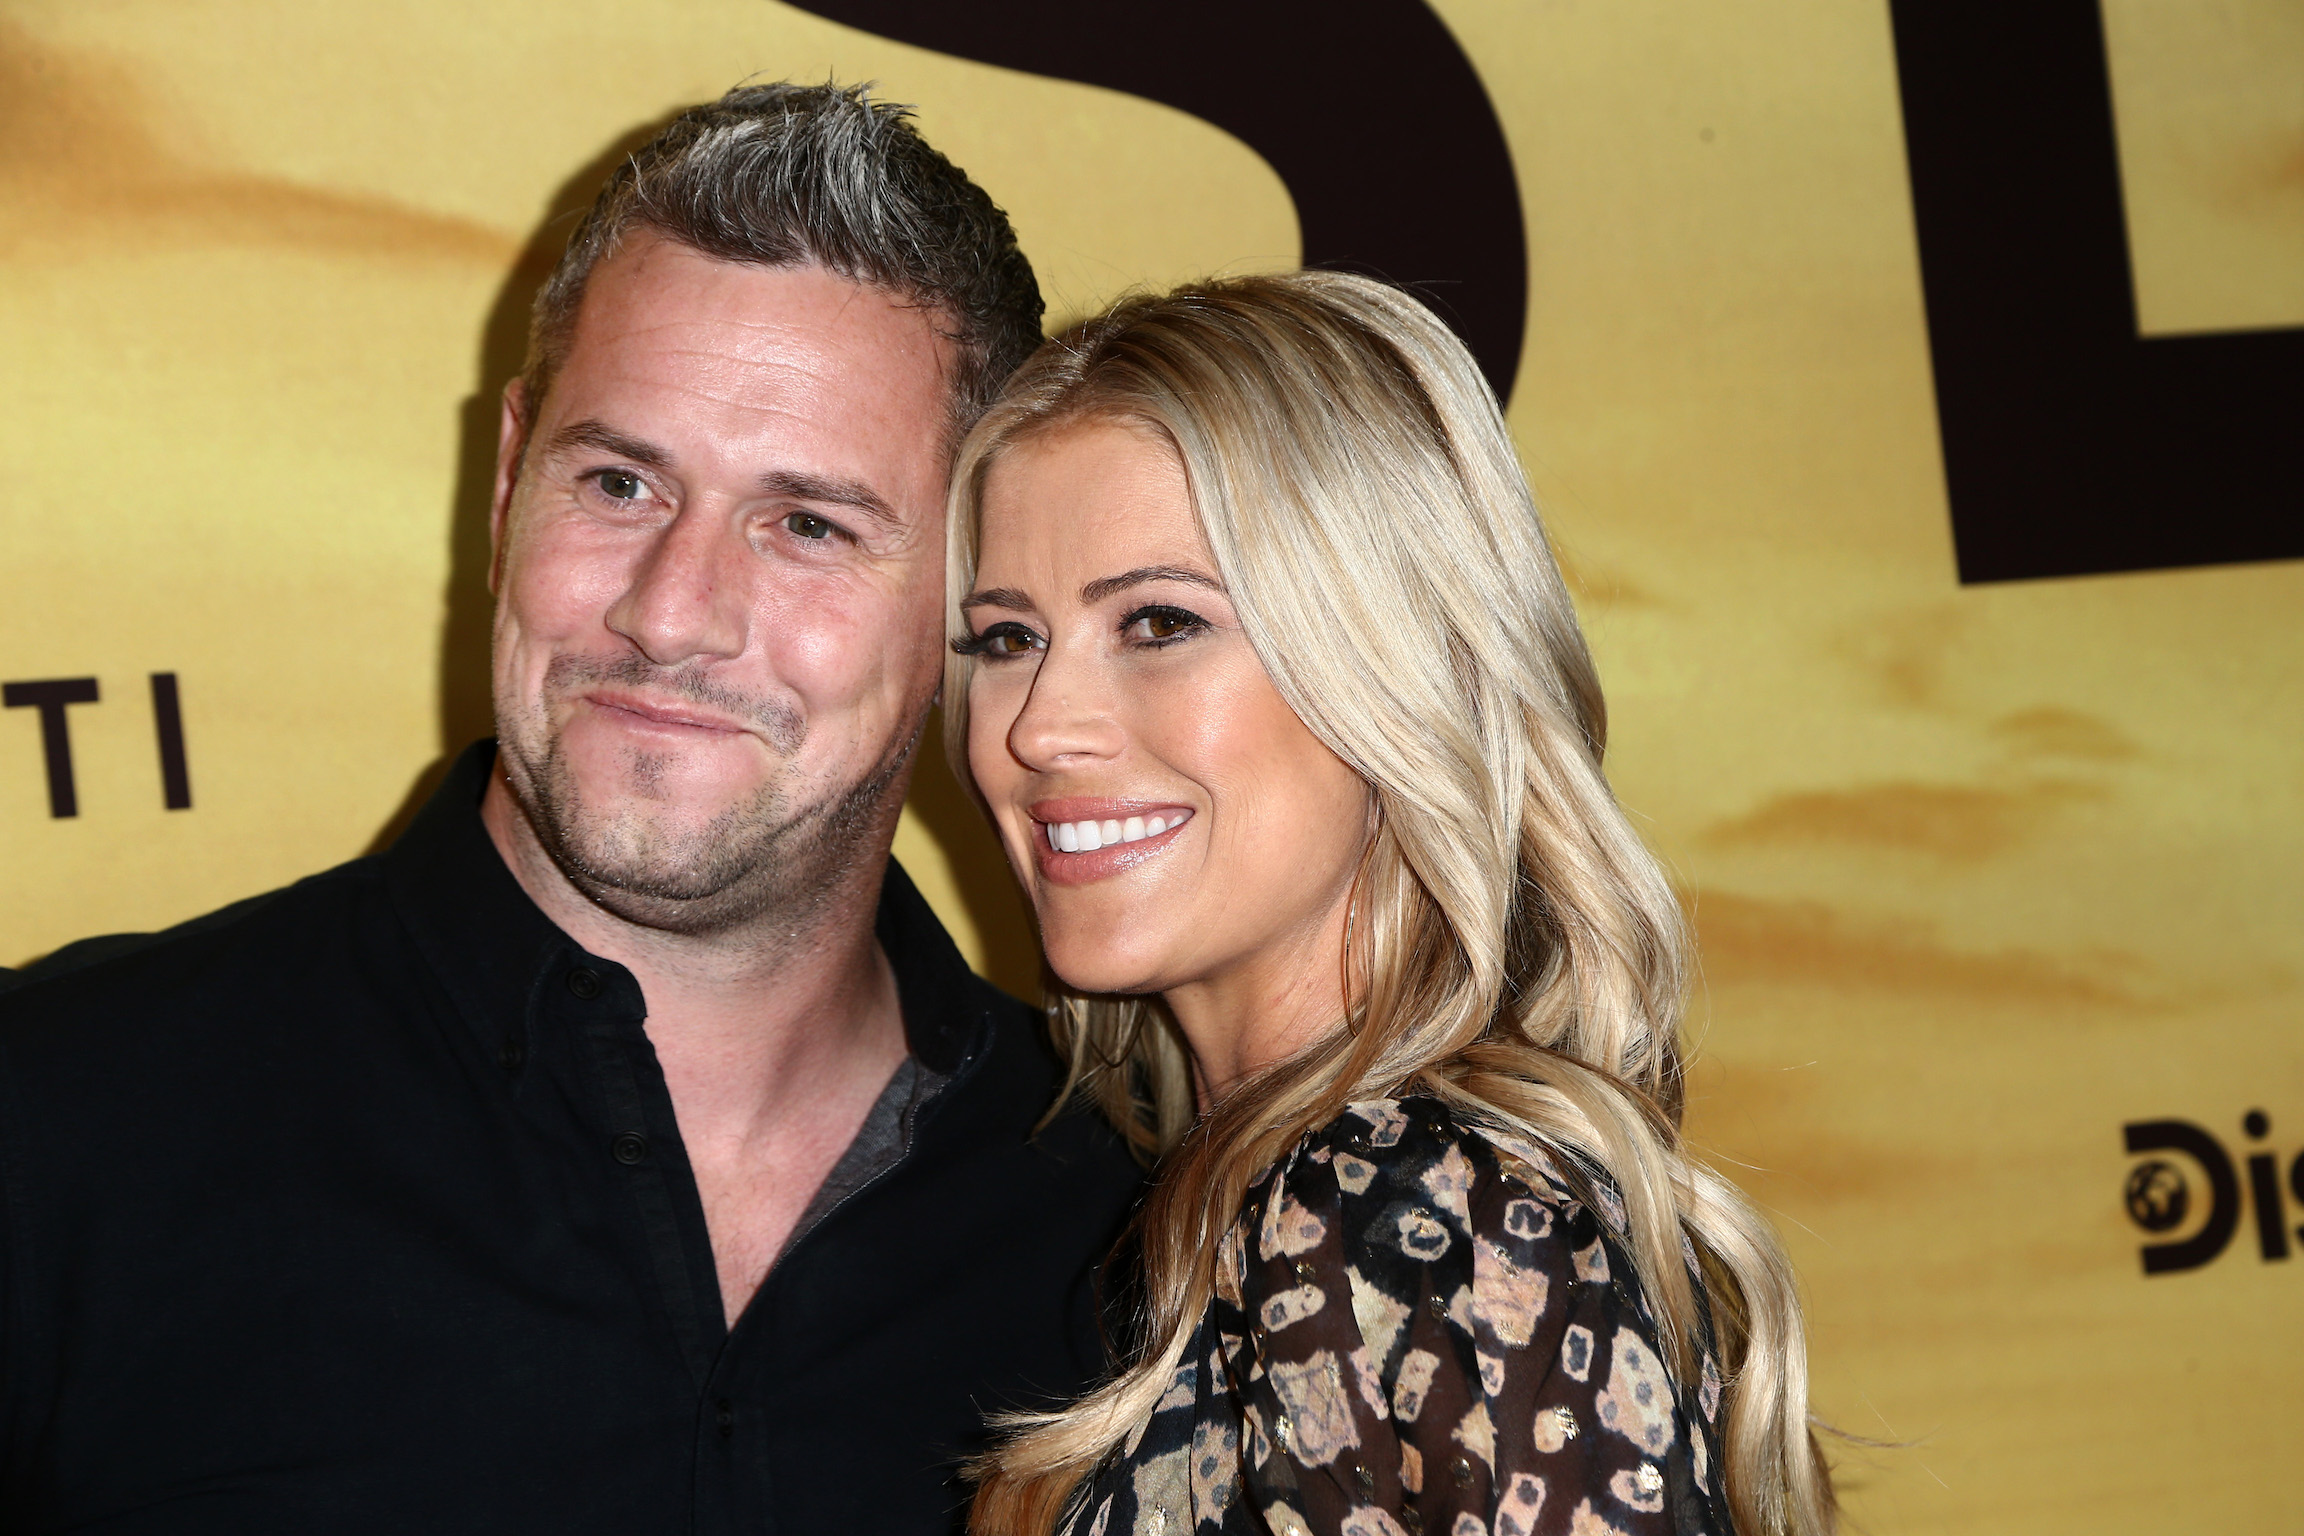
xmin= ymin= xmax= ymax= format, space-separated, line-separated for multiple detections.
xmin=1040 ymin=938 xmax=1177 ymax=1001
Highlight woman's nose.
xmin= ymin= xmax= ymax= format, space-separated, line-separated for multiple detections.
xmin=1003 ymin=643 xmax=1126 ymax=770
xmin=604 ymin=508 xmax=747 ymax=666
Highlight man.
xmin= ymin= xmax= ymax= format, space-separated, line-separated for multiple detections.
xmin=0 ymin=84 xmax=1142 ymax=1534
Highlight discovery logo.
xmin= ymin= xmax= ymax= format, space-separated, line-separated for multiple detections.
xmin=2123 ymin=1112 xmax=2297 ymax=1276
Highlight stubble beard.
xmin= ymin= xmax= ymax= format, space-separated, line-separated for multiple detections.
xmin=498 ymin=656 xmax=923 ymax=939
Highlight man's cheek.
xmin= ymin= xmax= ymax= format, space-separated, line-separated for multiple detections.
xmin=508 ymin=510 xmax=641 ymax=627
xmin=769 ymin=571 xmax=932 ymax=683
xmin=771 ymin=620 xmax=873 ymax=705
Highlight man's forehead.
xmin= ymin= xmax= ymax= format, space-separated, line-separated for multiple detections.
xmin=575 ymin=236 xmax=953 ymax=376
xmin=538 ymin=236 xmax=960 ymax=495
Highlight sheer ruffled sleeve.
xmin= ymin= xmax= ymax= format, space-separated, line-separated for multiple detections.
xmin=1214 ymin=1099 xmax=1731 ymax=1536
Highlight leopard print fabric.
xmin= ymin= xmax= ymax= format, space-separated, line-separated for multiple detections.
xmin=1060 ymin=1096 xmax=1735 ymax=1536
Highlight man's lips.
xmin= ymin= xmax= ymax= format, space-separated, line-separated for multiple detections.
xmin=580 ymin=689 xmax=748 ymax=735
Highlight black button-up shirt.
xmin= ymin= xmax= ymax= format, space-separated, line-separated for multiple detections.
xmin=0 ymin=743 xmax=1143 ymax=1535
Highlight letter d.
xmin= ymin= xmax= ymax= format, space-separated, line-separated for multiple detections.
xmin=2124 ymin=1120 xmax=2240 ymax=1275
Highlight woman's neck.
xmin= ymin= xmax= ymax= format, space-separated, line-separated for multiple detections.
xmin=1164 ymin=891 xmax=1357 ymax=1111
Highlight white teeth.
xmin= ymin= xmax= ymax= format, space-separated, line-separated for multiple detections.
xmin=1043 ymin=810 xmax=1192 ymax=853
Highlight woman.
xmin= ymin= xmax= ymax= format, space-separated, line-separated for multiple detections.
xmin=946 ymin=271 xmax=1835 ymax=1536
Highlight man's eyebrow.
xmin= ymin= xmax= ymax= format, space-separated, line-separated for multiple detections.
xmin=543 ymin=420 xmax=672 ymax=470
xmin=1079 ymin=566 xmax=1226 ymax=604
xmin=539 ymin=426 xmax=899 ymax=530
xmin=756 ymin=469 xmax=900 ymax=532
xmin=960 ymin=586 xmax=1035 ymax=613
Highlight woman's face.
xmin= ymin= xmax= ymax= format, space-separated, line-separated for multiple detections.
xmin=962 ymin=419 xmax=1371 ymax=1069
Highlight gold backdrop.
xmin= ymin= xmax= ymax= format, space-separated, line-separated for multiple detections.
xmin=4 ymin=2 xmax=2299 ymax=1530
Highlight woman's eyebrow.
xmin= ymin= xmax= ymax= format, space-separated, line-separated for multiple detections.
xmin=960 ymin=586 xmax=1035 ymax=612
xmin=1078 ymin=566 xmax=1225 ymax=604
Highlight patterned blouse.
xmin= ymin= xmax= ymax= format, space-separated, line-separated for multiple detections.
xmin=1060 ymin=1096 xmax=1735 ymax=1536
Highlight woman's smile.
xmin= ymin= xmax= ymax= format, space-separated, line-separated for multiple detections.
xmin=1028 ymin=798 xmax=1196 ymax=882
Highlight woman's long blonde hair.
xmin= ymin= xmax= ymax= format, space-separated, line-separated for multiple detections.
xmin=945 ymin=271 xmax=1834 ymax=1536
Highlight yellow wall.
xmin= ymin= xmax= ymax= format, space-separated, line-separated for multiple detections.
xmin=3 ymin=3 xmax=2298 ymax=1530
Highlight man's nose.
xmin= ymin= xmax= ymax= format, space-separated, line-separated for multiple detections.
xmin=604 ymin=507 xmax=747 ymax=666
xmin=1004 ymin=642 xmax=1126 ymax=771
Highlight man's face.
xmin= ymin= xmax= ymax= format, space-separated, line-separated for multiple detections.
xmin=488 ymin=234 xmax=956 ymax=932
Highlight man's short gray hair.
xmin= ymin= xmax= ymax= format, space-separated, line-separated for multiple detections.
xmin=522 ymin=81 xmax=1045 ymax=435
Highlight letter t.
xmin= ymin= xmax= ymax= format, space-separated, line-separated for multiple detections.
xmin=4 ymin=678 xmax=102 ymax=818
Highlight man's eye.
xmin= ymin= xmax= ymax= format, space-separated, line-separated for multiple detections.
xmin=786 ymin=511 xmax=836 ymax=541
xmin=595 ymin=470 xmax=646 ymax=500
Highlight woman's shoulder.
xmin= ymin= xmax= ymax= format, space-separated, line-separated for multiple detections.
xmin=1268 ymin=1093 xmax=1614 ymax=1236
xmin=1223 ymin=1094 xmax=1632 ymax=1320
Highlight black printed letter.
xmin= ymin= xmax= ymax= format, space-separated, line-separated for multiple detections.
xmin=2123 ymin=1120 xmax=2240 ymax=1275
xmin=150 ymin=672 xmax=192 ymax=810
xmin=4 ymin=677 xmax=101 ymax=819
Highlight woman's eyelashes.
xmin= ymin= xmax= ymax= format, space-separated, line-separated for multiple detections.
xmin=1120 ymin=604 xmax=1209 ymax=648
xmin=953 ymin=620 xmax=1044 ymax=659
xmin=956 ymin=604 xmax=1211 ymax=660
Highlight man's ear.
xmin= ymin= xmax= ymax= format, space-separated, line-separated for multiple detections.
xmin=489 ymin=378 xmax=533 ymax=595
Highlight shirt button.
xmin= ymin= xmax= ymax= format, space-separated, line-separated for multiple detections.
xmin=611 ymin=1132 xmax=650 ymax=1165
xmin=497 ymin=1039 xmax=525 ymax=1072
xmin=1452 ymin=1456 xmax=1474 ymax=1488
xmin=566 ymin=968 xmax=603 ymax=1000
xmin=716 ymin=1398 xmax=735 ymax=1438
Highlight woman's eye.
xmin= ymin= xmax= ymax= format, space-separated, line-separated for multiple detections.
xmin=595 ymin=469 xmax=646 ymax=501
xmin=961 ymin=623 xmax=1042 ymax=658
xmin=1125 ymin=606 xmax=1207 ymax=644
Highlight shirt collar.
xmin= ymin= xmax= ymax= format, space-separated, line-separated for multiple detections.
xmin=381 ymin=741 xmax=565 ymax=1046
xmin=381 ymin=739 xmax=992 ymax=1075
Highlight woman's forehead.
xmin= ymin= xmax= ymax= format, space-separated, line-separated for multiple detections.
xmin=977 ymin=422 xmax=1205 ymax=578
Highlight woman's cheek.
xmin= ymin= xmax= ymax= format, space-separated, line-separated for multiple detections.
xmin=966 ymin=682 xmax=1027 ymax=837
xmin=965 ymin=678 xmax=1008 ymax=777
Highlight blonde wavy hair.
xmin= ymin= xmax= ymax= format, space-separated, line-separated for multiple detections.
xmin=944 ymin=271 xmax=1835 ymax=1536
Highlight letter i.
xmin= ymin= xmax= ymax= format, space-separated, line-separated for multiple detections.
xmin=150 ymin=673 xmax=191 ymax=810
xmin=2243 ymin=1110 xmax=2287 ymax=1261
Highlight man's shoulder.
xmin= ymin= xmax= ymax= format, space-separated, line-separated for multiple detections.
xmin=931 ymin=966 xmax=1104 ymax=1140
xmin=0 ymin=854 xmax=392 ymax=1029
xmin=893 ymin=947 xmax=1143 ymax=1194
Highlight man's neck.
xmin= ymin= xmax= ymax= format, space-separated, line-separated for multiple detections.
xmin=476 ymin=773 xmax=908 ymax=1160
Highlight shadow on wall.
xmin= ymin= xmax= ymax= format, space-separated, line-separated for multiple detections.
xmin=361 ymin=119 xmax=662 ymax=855
xmin=361 ymin=114 xmax=1041 ymax=999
